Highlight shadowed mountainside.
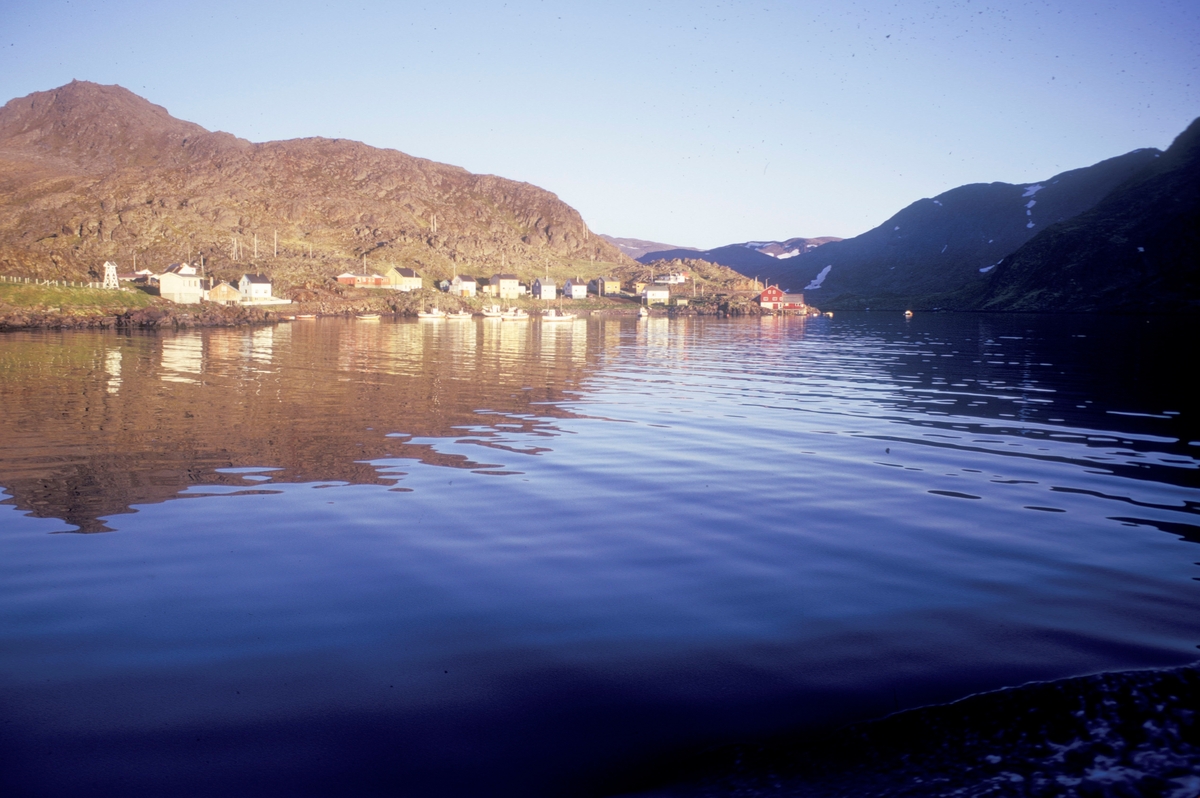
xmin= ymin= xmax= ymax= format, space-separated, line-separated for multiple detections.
xmin=0 ymin=81 xmax=632 ymax=289
xmin=748 ymin=148 xmax=1169 ymax=309
xmin=952 ymin=117 xmax=1200 ymax=313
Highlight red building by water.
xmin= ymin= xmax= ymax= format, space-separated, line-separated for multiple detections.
xmin=757 ymin=286 xmax=807 ymax=310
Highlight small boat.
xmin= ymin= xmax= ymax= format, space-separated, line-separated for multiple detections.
xmin=500 ymin=307 xmax=529 ymax=321
xmin=638 ymin=306 xmax=651 ymax=318
xmin=356 ymin=313 xmax=381 ymax=321
xmin=417 ymin=308 xmax=446 ymax=320
xmin=446 ymin=310 xmax=473 ymax=320
xmin=542 ymin=308 xmax=577 ymax=322
xmin=904 ymin=310 xmax=914 ymax=318
xmin=481 ymin=304 xmax=503 ymax=318
xmin=295 ymin=314 xmax=317 ymax=320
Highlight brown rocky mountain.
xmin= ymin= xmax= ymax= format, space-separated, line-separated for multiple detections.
xmin=0 ymin=81 xmax=631 ymax=288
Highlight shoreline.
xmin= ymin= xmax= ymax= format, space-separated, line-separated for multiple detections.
xmin=608 ymin=662 xmax=1200 ymax=798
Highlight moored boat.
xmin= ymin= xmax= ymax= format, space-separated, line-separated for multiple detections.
xmin=417 ymin=308 xmax=446 ymax=320
xmin=446 ymin=310 xmax=473 ymax=320
xmin=356 ymin=313 xmax=381 ymax=321
xmin=500 ymin=307 xmax=529 ymax=321
xmin=481 ymin=304 xmax=503 ymax=318
xmin=542 ymin=308 xmax=577 ymax=322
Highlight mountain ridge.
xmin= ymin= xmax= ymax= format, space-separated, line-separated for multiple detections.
xmin=0 ymin=81 xmax=632 ymax=287
xmin=955 ymin=116 xmax=1200 ymax=312
xmin=750 ymin=148 xmax=1166 ymax=308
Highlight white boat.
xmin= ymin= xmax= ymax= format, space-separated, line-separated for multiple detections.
xmin=542 ymin=308 xmax=576 ymax=322
xmin=356 ymin=313 xmax=381 ymax=321
xmin=638 ymin=306 xmax=651 ymax=318
xmin=417 ymin=308 xmax=446 ymax=320
xmin=500 ymin=307 xmax=529 ymax=321
xmin=481 ymin=304 xmax=503 ymax=318
xmin=446 ymin=310 xmax=473 ymax=320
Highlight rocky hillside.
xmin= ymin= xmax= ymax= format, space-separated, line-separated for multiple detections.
xmin=755 ymin=148 xmax=1165 ymax=309
xmin=956 ymin=117 xmax=1200 ymax=313
xmin=0 ymin=81 xmax=631 ymax=289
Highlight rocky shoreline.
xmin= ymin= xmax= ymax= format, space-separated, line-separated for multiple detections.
xmin=0 ymin=303 xmax=279 ymax=331
xmin=613 ymin=663 xmax=1200 ymax=798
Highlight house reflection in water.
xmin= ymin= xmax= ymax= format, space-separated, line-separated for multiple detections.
xmin=0 ymin=318 xmax=612 ymax=533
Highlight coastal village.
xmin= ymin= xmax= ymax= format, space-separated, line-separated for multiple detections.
xmin=2 ymin=259 xmax=813 ymax=327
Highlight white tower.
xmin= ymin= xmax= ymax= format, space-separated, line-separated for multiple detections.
xmin=102 ymin=261 xmax=119 ymax=290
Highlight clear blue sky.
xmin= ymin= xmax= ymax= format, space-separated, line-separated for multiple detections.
xmin=2 ymin=0 xmax=1197 ymax=248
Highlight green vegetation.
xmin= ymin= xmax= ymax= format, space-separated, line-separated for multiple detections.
xmin=0 ymin=282 xmax=158 ymax=312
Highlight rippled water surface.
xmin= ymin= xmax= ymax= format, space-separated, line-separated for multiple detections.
xmin=1 ymin=313 xmax=1197 ymax=796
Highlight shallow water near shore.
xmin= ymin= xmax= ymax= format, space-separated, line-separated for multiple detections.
xmin=0 ymin=313 xmax=1197 ymax=796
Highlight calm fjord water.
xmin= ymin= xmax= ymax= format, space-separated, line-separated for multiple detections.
xmin=1 ymin=314 xmax=1197 ymax=796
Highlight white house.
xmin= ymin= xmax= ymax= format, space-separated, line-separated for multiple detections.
xmin=450 ymin=275 xmax=477 ymax=297
xmin=158 ymin=263 xmax=203 ymax=304
xmin=239 ymin=273 xmax=273 ymax=302
xmin=642 ymin=287 xmax=670 ymax=306
xmin=532 ymin=278 xmax=556 ymax=300
xmin=563 ymin=279 xmax=588 ymax=300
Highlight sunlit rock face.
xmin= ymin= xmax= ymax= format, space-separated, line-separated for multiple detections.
xmin=0 ymin=81 xmax=630 ymax=286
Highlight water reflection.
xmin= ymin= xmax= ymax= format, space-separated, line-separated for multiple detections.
xmin=160 ymin=332 xmax=203 ymax=383
xmin=0 ymin=319 xmax=600 ymax=532
xmin=0 ymin=315 xmax=1195 ymax=538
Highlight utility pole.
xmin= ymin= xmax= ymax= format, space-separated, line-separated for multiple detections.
xmin=254 ymin=234 xmax=258 ymax=259
xmin=274 ymin=229 xmax=278 ymax=257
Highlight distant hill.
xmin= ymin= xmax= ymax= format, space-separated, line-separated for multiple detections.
xmin=639 ymin=237 xmax=841 ymax=273
xmin=600 ymin=235 xmax=695 ymax=261
xmin=752 ymin=148 xmax=1165 ymax=309
xmin=955 ymin=117 xmax=1200 ymax=313
xmin=0 ymin=81 xmax=632 ymax=287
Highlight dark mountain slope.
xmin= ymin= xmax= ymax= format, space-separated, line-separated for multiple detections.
xmin=957 ymin=117 xmax=1200 ymax=313
xmin=763 ymin=149 xmax=1163 ymax=309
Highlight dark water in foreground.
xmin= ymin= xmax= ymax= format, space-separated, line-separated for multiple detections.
xmin=0 ymin=313 xmax=1197 ymax=796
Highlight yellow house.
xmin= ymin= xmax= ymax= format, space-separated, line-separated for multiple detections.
xmin=382 ymin=267 xmax=423 ymax=292
xmin=489 ymin=273 xmax=521 ymax=300
xmin=208 ymin=281 xmax=242 ymax=305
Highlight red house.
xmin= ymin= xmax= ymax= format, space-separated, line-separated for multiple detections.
xmin=337 ymin=272 xmax=384 ymax=287
xmin=757 ymin=286 xmax=806 ymax=310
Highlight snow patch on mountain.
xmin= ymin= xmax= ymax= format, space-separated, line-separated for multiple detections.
xmin=1022 ymin=184 xmax=1045 ymax=197
xmin=806 ymin=265 xmax=832 ymax=290
xmin=777 ymin=249 xmax=800 ymax=259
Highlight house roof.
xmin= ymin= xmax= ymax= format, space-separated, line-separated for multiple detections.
xmin=391 ymin=267 xmax=420 ymax=278
xmin=165 ymin=263 xmax=197 ymax=275
xmin=241 ymin=273 xmax=271 ymax=284
xmin=491 ymin=273 xmax=519 ymax=281
xmin=451 ymin=274 xmax=475 ymax=283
